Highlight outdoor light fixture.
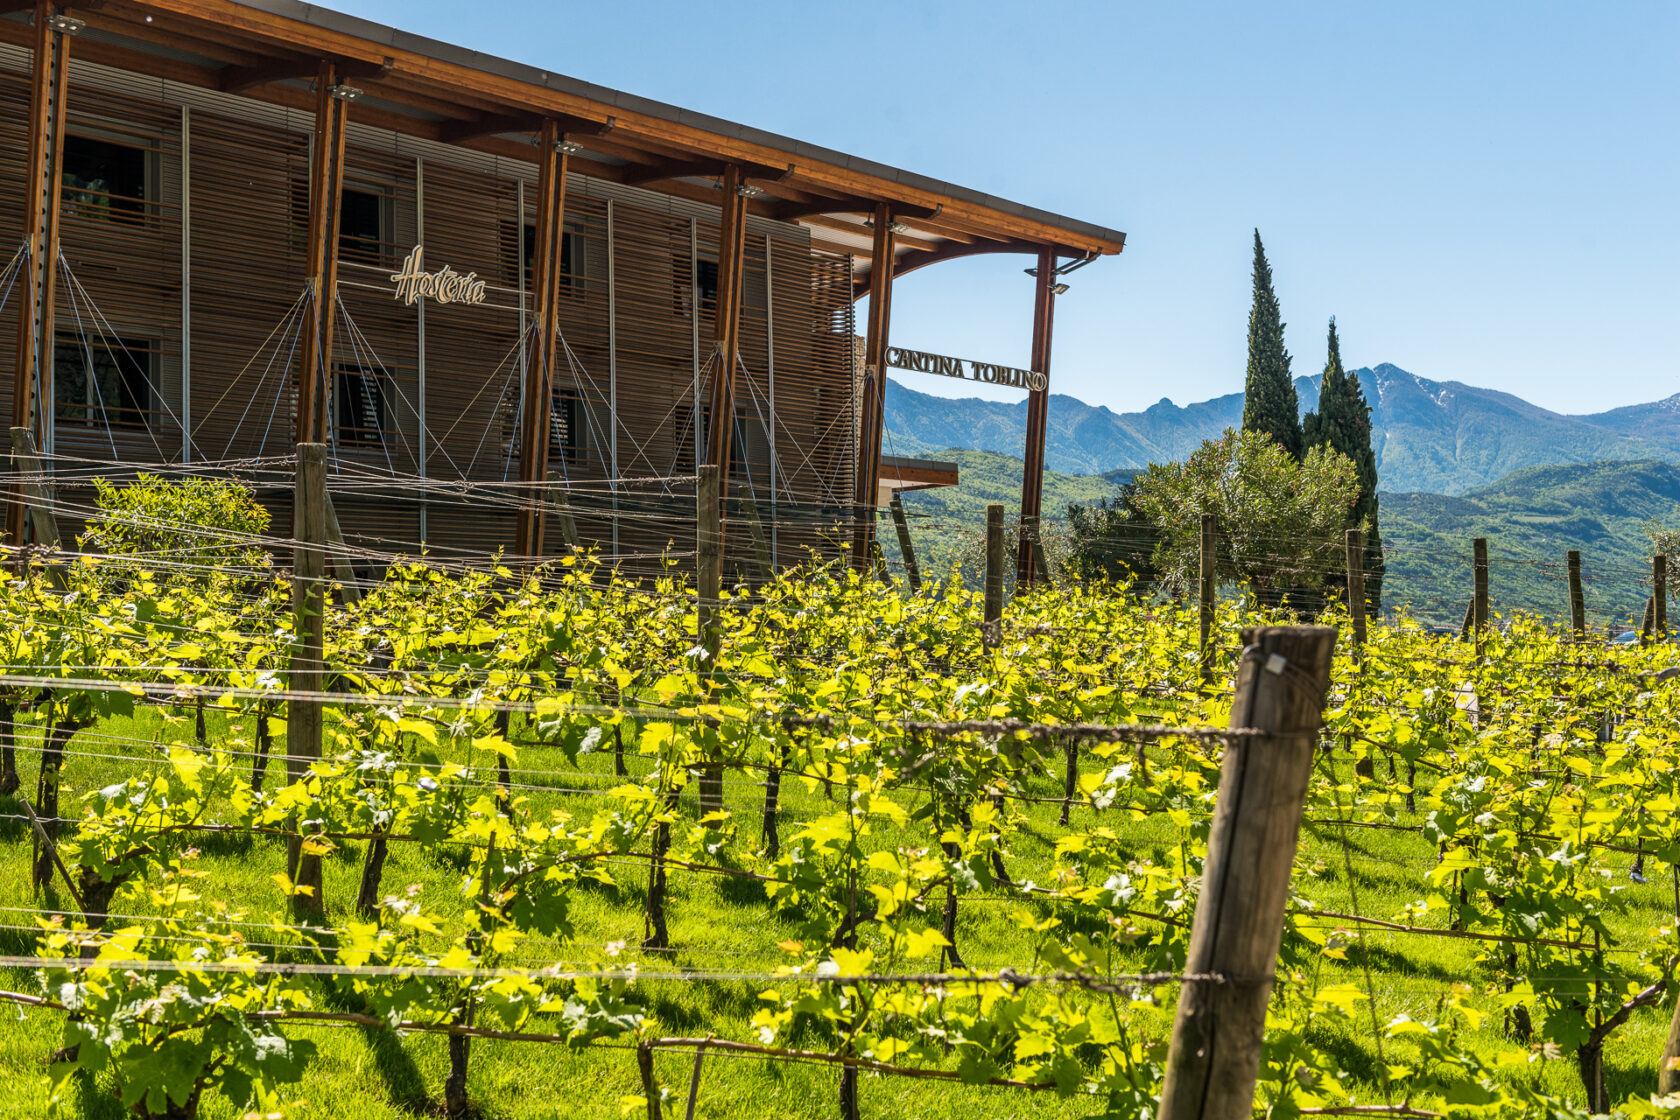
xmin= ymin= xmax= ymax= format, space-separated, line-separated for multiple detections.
xmin=328 ymin=84 xmax=363 ymax=101
xmin=737 ymin=184 xmax=764 ymax=198
xmin=45 ymin=13 xmax=84 ymax=33
xmin=555 ymin=139 xmax=585 ymax=155
xmin=1051 ymin=283 xmax=1070 ymax=296
xmin=888 ymin=220 xmax=911 ymax=234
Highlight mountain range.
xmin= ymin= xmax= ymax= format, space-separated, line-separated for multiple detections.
xmin=882 ymin=364 xmax=1680 ymax=495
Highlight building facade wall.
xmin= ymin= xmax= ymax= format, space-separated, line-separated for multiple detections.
xmin=0 ymin=43 xmax=858 ymax=572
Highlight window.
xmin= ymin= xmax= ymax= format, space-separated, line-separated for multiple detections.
xmin=674 ymin=254 xmax=767 ymax=316
xmin=61 ymin=135 xmax=149 ymax=224
xmin=288 ymin=182 xmax=391 ymax=264
xmin=504 ymin=221 xmax=587 ymax=293
xmin=54 ymin=333 xmax=156 ymax=430
xmin=700 ymin=406 xmax=769 ymax=478
xmin=549 ymin=388 xmax=581 ymax=462
xmin=335 ymin=366 xmax=387 ymax=445
xmin=695 ymin=258 xmax=719 ymax=310
xmin=338 ymin=187 xmax=388 ymax=266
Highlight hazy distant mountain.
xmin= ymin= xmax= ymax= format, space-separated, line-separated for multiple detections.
xmin=883 ymin=364 xmax=1680 ymax=495
xmin=1381 ymin=458 xmax=1680 ymax=623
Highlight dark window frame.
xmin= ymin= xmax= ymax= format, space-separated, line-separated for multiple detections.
xmin=53 ymin=331 xmax=158 ymax=431
xmin=61 ymin=133 xmax=152 ymax=227
xmin=334 ymin=363 xmax=389 ymax=446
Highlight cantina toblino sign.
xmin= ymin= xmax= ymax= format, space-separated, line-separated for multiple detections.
xmin=885 ymin=346 xmax=1046 ymax=392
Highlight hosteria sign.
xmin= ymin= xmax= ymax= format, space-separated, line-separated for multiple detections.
xmin=885 ymin=346 xmax=1046 ymax=392
xmin=388 ymin=246 xmax=487 ymax=307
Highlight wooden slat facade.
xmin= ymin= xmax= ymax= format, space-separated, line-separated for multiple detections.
xmin=0 ymin=43 xmax=858 ymax=571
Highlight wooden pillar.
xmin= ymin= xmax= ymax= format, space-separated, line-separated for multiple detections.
xmin=9 ymin=3 xmax=75 ymax=546
xmin=704 ymin=166 xmax=750 ymax=550
xmin=514 ymin=121 xmax=572 ymax=558
xmin=851 ymin=203 xmax=895 ymax=566
xmin=1156 ymin=625 xmax=1338 ymax=1120
xmin=296 ymin=61 xmax=353 ymax=447
xmin=1016 ymin=247 xmax=1056 ymax=586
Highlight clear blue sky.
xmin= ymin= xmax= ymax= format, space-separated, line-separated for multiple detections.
xmin=338 ymin=0 xmax=1677 ymax=417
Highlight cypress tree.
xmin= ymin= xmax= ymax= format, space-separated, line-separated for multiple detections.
xmin=1302 ymin=318 xmax=1385 ymax=612
xmin=1241 ymin=230 xmax=1303 ymax=460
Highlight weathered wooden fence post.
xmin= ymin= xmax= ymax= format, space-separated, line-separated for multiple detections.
xmin=1344 ymin=528 xmax=1367 ymax=649
xmin=1656 ymin=553 xmax=1668 ymax=637
xmin=1660 ymin=1001 xmax=1680 ymax=1094
xmin=1567 ymin=549 xmax=1586 ymax=638
xmin=696 ymin=463 xmax=723 ymax=813
xmin=9 ymin=427 xmax=60 ymax=549
xmin=1472 ymin=537 xmax=1489 ymax=632
xmin=1199 ymin=513 xmax=1217 ymax=685
xmin=982 ymin=503 xmax=1004 ymax=646
xmin=287 ymin=443 xmax=327 ymax=919
xmin=1155 ymin=624 xmax=1338 ymax=1120
xmin=889 ymin=492 xmax=921 ymax=592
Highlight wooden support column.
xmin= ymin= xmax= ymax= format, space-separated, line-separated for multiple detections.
xmin=851 ymin=203 xmax=895 ymax=566
xmin=9 ymin=2 xmax=75 ymax=547
xmin=704 ymin=166 xmax=750 ymax=549
xmin=1016 ymin=247 xmax=1056 ymax=586
xmin=514 ymin=121 xmax=572 ymax=558
xmin=296 ymin=61 xmax=353 ymax=447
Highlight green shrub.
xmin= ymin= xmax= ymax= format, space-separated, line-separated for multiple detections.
xmin=82 ymin=473 xmax=272 ymax=576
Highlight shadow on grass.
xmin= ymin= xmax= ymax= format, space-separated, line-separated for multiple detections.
xmin=647 ymin=979 xmax=765 ymax=1035
xmin=0 ymin=792 xmax=31 ymax=842
xmin=69 ymin=1068 xmax=127 ymax=1120
xmin=1605 ymin=1039 xmax=1658 ymax=1103
xmin=1356 ymin=942 xmax=1468 ymax=985
xmin=309 ymin=929 xmax=435 ymax=1114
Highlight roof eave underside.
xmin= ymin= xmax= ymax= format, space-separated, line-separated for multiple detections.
xmin=10 ymin=0 xmax=1125 ymax=276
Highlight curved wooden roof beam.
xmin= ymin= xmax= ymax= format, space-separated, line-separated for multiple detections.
xmin=850 ymin=239 xmax=1046 ymax=301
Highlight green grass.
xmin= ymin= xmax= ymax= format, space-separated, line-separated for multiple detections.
xmin=0 ymin=702 xmax=1673 ymax=1117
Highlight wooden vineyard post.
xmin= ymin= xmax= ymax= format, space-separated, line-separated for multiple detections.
xmin=287 ymin=443 xmax=327 ymax=919
xmin=736 ymin=486 xmax=773 ymax=580
xmin=1472 ymin=537 xmax=1489 ymax=632
xmin=696 ymin=463 xmax=723 ymax=812
xmin=1199 ymin=513 xmax=1216 ymax=686
xmin=1022 ymin=514 xmax=1054 ymax=591
xmin=1568 ymin=550 xmax=1586 ymax=638
xmin=982 ymin=503 xmax=1004 ymax=647
xmin=1155 ymin=625 xmax=1338 ymax=1120
xmin=1661 ymin=1000 xmax=1680 ymax=1094
xmin=321 ymin=491 xmax=361 ymax=604
xmin=1656 ymin=553 xmax=1668 ymax=637
xmin=1344 ymin=528 xmax=1367 ymax=649
xmin=9 ymin=428 xmax=59 ymax=548
xmin=889 ymin=492 xmax=921 ymax=591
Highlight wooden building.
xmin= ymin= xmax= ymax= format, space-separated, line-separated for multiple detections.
xmin=0 ymin=0 xmax=1126 ymax=579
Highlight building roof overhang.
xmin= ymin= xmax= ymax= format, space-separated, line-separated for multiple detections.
xmin=0 ymin=0 xmax=1125 ymax=288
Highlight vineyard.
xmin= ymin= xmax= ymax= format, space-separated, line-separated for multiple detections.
xmin=5 ymin=462 xmax=1680 ymax=1120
